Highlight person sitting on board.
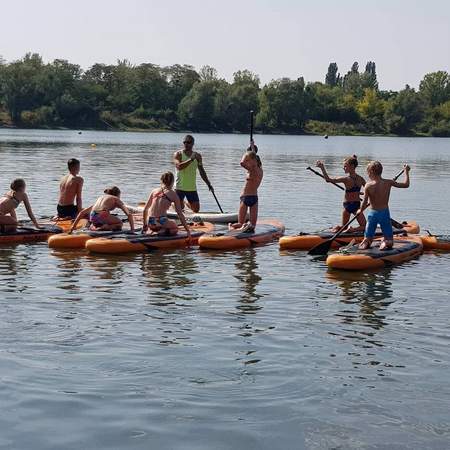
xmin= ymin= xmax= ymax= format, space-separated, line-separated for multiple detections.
xmin=0 ymin=178 xmax=42 ymax=233
xmin=142 ymin=171 xmax=191 ymax=239
xmin=56 ymin=158 xmax=84 ymax=220
xmin=358 ymin=161 xmax=410 ymax=251
xmin=316 ymin=155 xmax=366 ymax=233
xmin=229 ymin=147 xmax=263 ymax=233
xmin=173 ymin=135 xmax=213 ymax=213
xmin=68 ymin=186 xmax=134 ymax=234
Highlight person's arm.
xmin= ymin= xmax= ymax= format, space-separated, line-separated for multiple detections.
xmin=117 ymin=200 xmax=134 ymax=232
xmin=171 ymin=193 xmax=191 ymax=237
xmin=22 ymin=193 xmax=41 ymax=228
xmin=173 ymin=151 xmax=195 ymax=171
xmin=391 ymin=165 xmax=410 ymax=188
xmin=69 ymin=206 xmax=92 ymax=234
xmin=141 ymin=192 xmax=154 ymax=233
xmin=76 ymin=177 xmax=84 ymax=212
xmin=357 ymin=189 xmax=370 ymax=215
xmin=315 ymin=161 xmax=346 ymax=184
xmin=10 ymin=209 xmax=17 ymax=222
xmin=196 ymin=154 xmax=213 ymax=191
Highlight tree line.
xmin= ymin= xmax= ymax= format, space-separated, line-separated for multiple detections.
xmin=0 ymin=53 xmax=449 ymax=137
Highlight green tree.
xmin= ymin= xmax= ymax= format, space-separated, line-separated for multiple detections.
xmin=178 ymin=80 xmax=219 ymax=131
xmin=257 ymin=77 xmax=307 ymax=132
xmin=419 ymin=71 xmax=450 ymax=107
xmin=384 ymin=85 xmax=424 ymax=134
xmin=325 ymin=63 xmax=340 ymax=87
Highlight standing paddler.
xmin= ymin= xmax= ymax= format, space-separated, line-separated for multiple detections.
xmin=172 ymin=135 xmax=214 ymax=213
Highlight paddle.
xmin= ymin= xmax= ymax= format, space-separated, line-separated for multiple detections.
xmin=308 ymin=168 xmax=406 ymax=256
xmin=210 ymin=188 xmax=224 ymax=213
xmin=250 ymin=110 xmax=254 ymax=143
xmin=307 ymin=166 xmax=404 ymax=230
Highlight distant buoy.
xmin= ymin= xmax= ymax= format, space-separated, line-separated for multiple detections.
xmin=91 ymin=143 xmax=97 ymax=148
xmin=78 ymin=131 xmax=82 ymax=135
xmin=324 ymin=135 xmax=329 ymax=139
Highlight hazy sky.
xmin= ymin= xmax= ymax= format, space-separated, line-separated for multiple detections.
xmin=1 ymin=0 xmax=449 ymax=90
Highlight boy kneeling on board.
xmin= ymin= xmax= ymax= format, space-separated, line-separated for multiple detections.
xmin=57 ymin=158 xmax=83 ymax=219
xmin=358 ymin=161 xmax=410 ymax=251
xmin=229 ymin=141 xmax=263 ymax=233
xmin=68 ymin=186 xmax=134 ymax=234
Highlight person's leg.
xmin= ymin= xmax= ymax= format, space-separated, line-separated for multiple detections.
xmin=339 ymin=208 xmax=350 ymax=232
xmin=249 ymin=202 xmax=258 ymax=228
xmin=359 ymin=210 xmax=377 ymax=249
xmin=229 ymin=201 xmax=247 ymax=230
xmin=98 ymin=212 xmax=122 ymax=231
xmin=379 ymin=209 xmax=394 ymax=250
xmin=0 ymin=215 xmax=18 ymax=233
xmin=185 ymin=191 xmax=200 ymax=213
xmin=176 ymin=190 xmax=186 ymax=210
xmin=159 ymin=218 xmax=179 ymax=236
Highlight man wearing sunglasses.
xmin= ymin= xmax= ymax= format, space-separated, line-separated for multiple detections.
xmin=173 ymin=135 xmax=213 ymax=213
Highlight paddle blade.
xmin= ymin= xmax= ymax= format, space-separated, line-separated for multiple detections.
xmin=308 ymin=239 xmax=333 ymax=256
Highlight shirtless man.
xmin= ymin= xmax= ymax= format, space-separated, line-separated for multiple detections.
xmin=142 ymin=171 xmax=191 ymax=238
xmin=57 ymin=158 xmax=83 ymax=219
xmin=173 ymin=135 xmax=213 ymax=213
xmin=68 ymin=186 xmax=134 ymax=233
xmin=229 ymin=147 xmax=264 ymax=232
xmin=358 ymin=161 xmax=410 ymax=250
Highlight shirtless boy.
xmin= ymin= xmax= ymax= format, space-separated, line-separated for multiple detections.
xmin=57 ymin=158 xmax=83 ymax=219
xmin=358 ymin=161 xmax=410 ymax=250
xmin=229 ymin=148 xmax=263 ymax=233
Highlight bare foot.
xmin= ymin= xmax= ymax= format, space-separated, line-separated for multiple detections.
xmin=359 ymin=239 xmax=371 ymax=250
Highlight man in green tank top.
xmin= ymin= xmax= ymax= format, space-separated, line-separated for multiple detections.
xmin=173 ymin=135 xmax=213 ymax=212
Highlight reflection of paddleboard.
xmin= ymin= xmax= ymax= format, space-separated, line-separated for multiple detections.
xmin=198 ymin=219 xmax=285 ymax=250
xmin=0 ymin=225 xmax=63 ymax=245
xmin=280 ymin=221 xmax=419 ymax=250
xmin=127 ymin=204 xmax=242 ymax=224
xmin=326 ymin=236 xmax=423 ymax=270
xmin=86 ymin=222 xmax=214 ymax=254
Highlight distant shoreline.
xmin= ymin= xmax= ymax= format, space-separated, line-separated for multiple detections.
xmin=0 ymin=124 xmax=437 ymax=138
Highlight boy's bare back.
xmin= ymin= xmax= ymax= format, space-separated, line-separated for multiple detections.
xmin=59 ymin=174 xmax=83 ymax=206
xmin=364 ymin=178 xmax=394 ymax=210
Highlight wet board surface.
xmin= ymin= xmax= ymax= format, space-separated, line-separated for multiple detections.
xmin=340 ymin=239 xmax=421 ymax=259
xmin=0 ymin=225 xmax=62 ymax=236
xmin=126 ymin=229 xmax=204 ymax=244
xmin=310 ymin=228 xmax=407 ymax=240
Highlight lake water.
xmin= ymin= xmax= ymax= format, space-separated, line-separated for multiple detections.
xmin=0 ymin=129 xmax=449 ymax=449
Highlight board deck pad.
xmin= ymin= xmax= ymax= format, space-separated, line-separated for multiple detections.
xmin=340 ymin=239 xmax=421 ymax=258
xmin=0 ymin=225 xmax=62 ymax=236
xmin=212 ymin=224 xmax=281 ymax=239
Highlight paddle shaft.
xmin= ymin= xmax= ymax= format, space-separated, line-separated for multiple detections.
xmin=307 ymin=166 xmax=345 ymax=192
xmin=250 ymin=110 xmax=254 ymax=142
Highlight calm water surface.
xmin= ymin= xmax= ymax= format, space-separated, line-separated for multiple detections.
xmin=0 ymin=129 xmax=449 ymax=449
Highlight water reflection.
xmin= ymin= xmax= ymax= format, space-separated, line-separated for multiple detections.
xmin=326 ymin=269 xmax=394 ymax=336
xmin=233 ymin=249 xmax=263 ymax=315
xmin=140 ymin=251 xmax=199 ymax=305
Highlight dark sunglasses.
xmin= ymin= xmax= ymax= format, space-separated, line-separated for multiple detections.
xmin=183 ymin=141 xmax=193 ymax=144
